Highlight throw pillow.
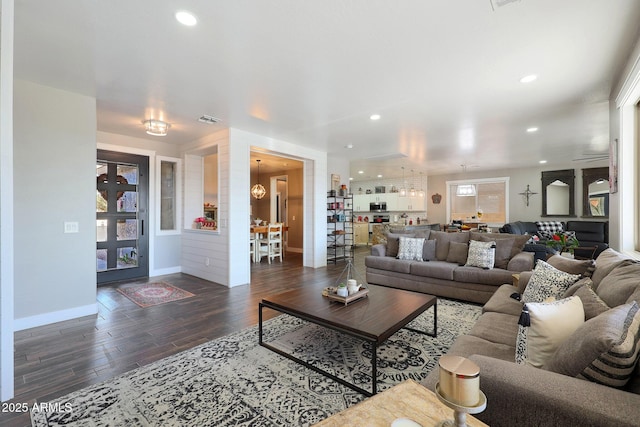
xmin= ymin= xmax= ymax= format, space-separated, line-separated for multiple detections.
xmin=422 ymin=239 xmax=437 ymax=261
xmin=521 ymin=260 xmax=581 ymax=304
xmin=547 ymin=255 xmax=596 ymax=277
xmin=515 ymin=296 xmax=584 ymax=368
xmin=572 ymin=283 xmax=610 ymax=320
xmin=465 ymin=240 xmax=496 ymax=269
xmin=594 ymin=261 xmax=640 ymax=307
xmin=535 ymin=220 xmax=564 ymax=236
xmin=397 ymin=237 xmax=425 ymax=261
xmin=386 ymin=232 xmax=415 ymax=258
xmin=429 ymin=230 xmax=470 ymax=261
xmin=545 ymin=302 xmax=640 ymax=388
xmin=446 ymin=241 xmax=469 ymax=265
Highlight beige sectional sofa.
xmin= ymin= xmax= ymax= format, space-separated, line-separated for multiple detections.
xmin=423 ymin=249 xmax=640 ymax=426
xmin=365 ymin=230 xmax=534 ymax=304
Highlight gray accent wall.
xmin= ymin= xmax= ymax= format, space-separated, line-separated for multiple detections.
xmin=13 ymin=80 xmax=97 ymax=323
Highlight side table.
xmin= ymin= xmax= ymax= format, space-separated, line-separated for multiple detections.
xmin=313 ymin=379 xmax=488 ymax=427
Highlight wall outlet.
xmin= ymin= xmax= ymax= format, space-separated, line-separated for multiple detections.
xmin=205 ymin=257 xmax=210 ymax=266
xmin=292 ymin=215 xmax=295 ymax=221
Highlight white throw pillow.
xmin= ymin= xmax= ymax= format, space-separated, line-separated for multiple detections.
xmin=521 ymin=260 xmax=581 ymax=303
xmin=465 ymin=240 xmax=496 ymax=269
xmin=397 ymin=237 xmax=425 ymax=261
xmin=515 ymin=296 xmax=585 ymax=368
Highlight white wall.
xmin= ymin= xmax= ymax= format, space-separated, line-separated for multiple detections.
xmin=13 ymin=80 xmax=97 ymax=328
xmin=0 ymin=0 xmax=15 ymax=401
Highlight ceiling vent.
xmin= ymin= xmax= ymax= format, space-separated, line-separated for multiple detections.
xmin=197 ymin=115 xmax=221 ymax=124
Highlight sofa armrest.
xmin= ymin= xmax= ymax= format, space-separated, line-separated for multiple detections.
xmin=506 ymin=251 xmax=534 ymax=272
xmin=371 ymin=243 xmax=386 ymax=257
xmin=468 ymin=355 xmax=640 ymax=427
xmin=517 ymin=270 xmax=534 ymax=293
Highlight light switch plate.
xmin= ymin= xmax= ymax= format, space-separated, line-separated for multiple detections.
xmin=64 ymin=222 xmax=79 ymax=233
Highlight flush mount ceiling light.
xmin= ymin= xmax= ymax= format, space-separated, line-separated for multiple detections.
xmin=520 ymin=74 xmax=537 ymax=83
xmin=251 ymin=160 xmax=267 ymax=200
xmin=143 ymin=119 xmax=170 ymax=136
xmin=175 ymin=10 xmax=197 ymax=26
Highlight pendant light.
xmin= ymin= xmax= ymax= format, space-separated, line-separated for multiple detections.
xmin=399 ymin=167 xmax=407 ymax=197
xmin=456 ymin=164 xmax=476 ymax=196
xmin=409 ymin=169 xmax=417 ymax=197
xmin=418 ymin=171 xmax=425 ymax=198
xmin=251 ymin=159 xmax=267 ymax=199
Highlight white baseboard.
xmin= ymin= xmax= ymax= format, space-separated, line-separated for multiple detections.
xmin=14 ymin=303 xmax=98 ymax=331
xmin=150 ymin=266 xmax=182 ymax=277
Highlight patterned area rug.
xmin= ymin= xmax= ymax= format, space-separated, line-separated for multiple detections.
xmin=116 ymin=282 xmax=195 ymax=308
xmin=31 ymin=299 xmax=481 ymax=427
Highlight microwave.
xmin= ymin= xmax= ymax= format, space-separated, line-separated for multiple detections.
xmin=370 ymin=201 xmax=387 ymax=212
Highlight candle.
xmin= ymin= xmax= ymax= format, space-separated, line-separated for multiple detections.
xmin=438 ymin=355 xmax=480 ymax=407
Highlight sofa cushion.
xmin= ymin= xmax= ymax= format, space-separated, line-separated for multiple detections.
xmin=422 ymin=239 xmax=437 ymax=261
xmin=591 ymin=248 xmax=633 ymax=290
xmin=596 ymin=261 xmax=640 ymax=307
xmin=571 ymin=282 xmax=610 ymax=320
xmin=410 ymin=260 xmax=458 ymax=281
xmin=386 ymin=232 xmax=415 ymax=258
xmin=465 ymin=240 xmax=496 ymax=269
xmin=516 ymin=296 xmax=585 ymax=368
xmin=429 ymin=230 xmax=470 ymax=261
xmin=444 ymin=334 xmax=516 ymax=362
xmin=521 ymin=260 xmax=581 ymax=303
xmin=446 ymin=241 xmax=469 ymax=265
xmin=469 ymin=312 xmax=519 ymax=347
xmin=482 ymin=284 xmax=524 ymax=317
xmin=397 ymin=237 xmax=425 ymax=261
xmin=414 ymin=229 xmax=431 ymax=239
xmin=545 ymin=302 xmax=640 ymax=388
xmin=472 ymin=232 xmax=530 ymax=268
xmin=365 ymin=255 xmax=413 ymax=274
xmin=547 ymin=255 xmax=596 ymax=277
xmin=453 ymin=266 xmax=515 ymax=287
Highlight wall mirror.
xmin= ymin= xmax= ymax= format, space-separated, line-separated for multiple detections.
xmin=582 ymin=167 xmax=609 ymax=217
xmin=541 ymin=169 xmax=575 ymax=217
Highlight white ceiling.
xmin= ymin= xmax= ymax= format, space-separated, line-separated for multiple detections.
xmin=13 ymin=0 xmax=640 ymax=180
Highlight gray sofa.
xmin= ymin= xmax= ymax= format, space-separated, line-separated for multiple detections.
xmin=365 ymin=230 xmax=534 ymax=304
xmin=423 ymin=249 xmax=640 ymax=426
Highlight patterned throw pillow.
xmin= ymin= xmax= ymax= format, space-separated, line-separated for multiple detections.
xmin=515 ymin=296 xmax=585 ymax=367
xmin=397 ymin=237 xmax=425 ymax=261
xmin=465 ymin=240 xmax=496 ymax=269
xmin=521 ymin=260 xmax=581 ymax=303
xmin=535 ymin=221 xmax=564 ymax=240
xmin=545 ymin=302 xmax=640 ymax=388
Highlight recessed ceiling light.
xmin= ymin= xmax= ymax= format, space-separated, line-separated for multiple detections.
xmin=377 ymin=174 xmax=383 ymax=178
xmin=345 ymin=144 xmax=353 ymax=149
xmin=539 ymin=160 xmax=547 ymax=164
xmin=349 ymin=177 xmax=353 ymax=181
xmin=370 ymin=114 xmax=381 ymax=121
xmin=527 ymin=127 xmax=539 ymax=133
xmin=520 ymin=74 xmax=537 ymax=83
xmin=358 ymin=170 xmax=364 ymax=174
xmin=175 ymin=10 xmax=197 ymax=26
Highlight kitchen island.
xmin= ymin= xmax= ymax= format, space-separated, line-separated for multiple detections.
xmin=370 ymin=223 xmax=440 ymax=245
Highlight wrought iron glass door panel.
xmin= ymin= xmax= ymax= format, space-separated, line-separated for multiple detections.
xmin=97 ymin=150 xmax=149 ymax=284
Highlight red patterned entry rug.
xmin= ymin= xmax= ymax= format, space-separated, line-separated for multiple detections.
xmin=117 ymin=282 xmax=195 ymax=308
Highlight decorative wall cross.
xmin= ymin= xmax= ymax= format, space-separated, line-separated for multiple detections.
xmin=519 ymin=184 xmax=538 ymax=207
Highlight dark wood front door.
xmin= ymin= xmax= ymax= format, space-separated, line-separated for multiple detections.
xmin=96 ymin=150 xmax=149 ymax=284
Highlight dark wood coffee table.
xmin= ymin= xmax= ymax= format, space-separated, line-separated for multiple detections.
xmin=258 ymin=284 xmax=437 ymax=396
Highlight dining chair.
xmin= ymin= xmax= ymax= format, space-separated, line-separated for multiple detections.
xmin=258 ymin=223 xmax=283 ymax=264
xmin=249 ymin=232 xmax=257 ymax=263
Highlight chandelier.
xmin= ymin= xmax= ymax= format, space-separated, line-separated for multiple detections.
xmin=251 ymin=159 xmax=267 ymax=199
xmin=143 ymin=119 xmax=170 ymax=136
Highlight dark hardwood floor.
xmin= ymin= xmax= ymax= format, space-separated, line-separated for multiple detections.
xmin=1 ymin=247 xmax=369 ymax=426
